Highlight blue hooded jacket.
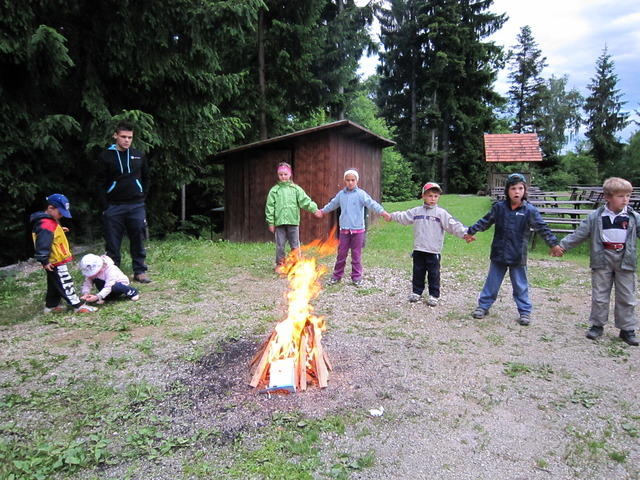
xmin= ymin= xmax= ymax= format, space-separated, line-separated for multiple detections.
xmin=468 ymin=200 xmax=558 ymax=266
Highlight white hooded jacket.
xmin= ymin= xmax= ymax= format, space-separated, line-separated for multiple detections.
xmin=81 ymin=255 xmax=130 ymax=299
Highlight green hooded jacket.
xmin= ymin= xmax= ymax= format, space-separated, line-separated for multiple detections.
xmin=265 ymin=181 xmax=318 ymax=226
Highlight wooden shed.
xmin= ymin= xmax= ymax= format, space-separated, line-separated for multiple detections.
xmin=484 ymin=133 xmax=543 ymax=189
xmin=214 ymin=120 xmax=395 ymax=243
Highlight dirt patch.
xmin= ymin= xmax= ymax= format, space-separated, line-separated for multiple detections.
xmin=2 ymin=259 xmax=639 ymax=479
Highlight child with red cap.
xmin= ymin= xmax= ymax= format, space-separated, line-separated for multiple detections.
xmin=388 ymin=182 xmax=471 ymax=306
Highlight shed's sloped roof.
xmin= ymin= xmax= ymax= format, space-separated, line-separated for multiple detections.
xmin=214 ymin=120 xmax=395 ymax=158
xmin=483 ymin=133 xmax=542 ymax=162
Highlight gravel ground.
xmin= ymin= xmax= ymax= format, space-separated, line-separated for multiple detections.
xmin=1 ymin=256 xmax=639 ymax=479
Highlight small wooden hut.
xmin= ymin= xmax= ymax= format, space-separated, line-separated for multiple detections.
xmin=484 ymin=133 xmax=542 ymax=189
xmin=213 ymin=120 xmax=395 ymax=243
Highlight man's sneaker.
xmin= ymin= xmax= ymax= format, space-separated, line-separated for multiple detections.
xmin=426 ymin=296 xmax=439 ymax=307
xmin=134 ymin=273 xmax=151 ymax=284
xmin=619 ymin=329 xmax=639 ymax=346
xmin=472 ymin=307 xmax=488 ymax=319
xmin=44 ymin=305 xmax=66 ymax=314
xmin=131 ymin=294 xmax=140 ymax=301
xmin=408 ymin=293 xmax=421 ymax=303
xmin=585 ymin=325 xmax=604 ymax=340
xmin=352 ymin=279 xmax=363 ymax=287
xmin=75 ymin=304 xmax=98 ymax=314
xmin=518 ymin=313 xmax=531 ymax=326
xmin=326 ymin=277 xmax=340 ymax=286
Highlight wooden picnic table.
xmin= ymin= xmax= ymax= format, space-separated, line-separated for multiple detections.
xmin=529 ymin=200 xmax=594 ymax=208
xmin=537 ymin=207 xmax=595 ymax=217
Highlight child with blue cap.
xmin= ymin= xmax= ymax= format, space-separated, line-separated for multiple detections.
xmin=30 ymin=194 xmax=97 ymax=314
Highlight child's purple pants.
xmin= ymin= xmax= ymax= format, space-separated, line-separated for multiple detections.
xmin=331 ymin=230 xmax=365 ymax=281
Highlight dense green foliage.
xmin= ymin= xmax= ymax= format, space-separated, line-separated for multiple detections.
xmin=0 ymin=1 xmax=374 ymax=265
xmin=377 ymin=0 xmax=506 ymax=193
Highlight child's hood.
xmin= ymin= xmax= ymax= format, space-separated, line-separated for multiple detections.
xmin=30 ymin=211 xmax=56 ymax=224
xmin=100 ymin=255 xmax=115 ymax=270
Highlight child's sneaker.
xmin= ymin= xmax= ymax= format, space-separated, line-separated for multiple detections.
xmin=75 ymin=304 xmax=98 ymax=314
xmin=408 ymin=293 xmax=421 ymax=303
xmin=619 ymin=329 xmax=639 ymax=346
xmin=326 ymin=277 xmax=340 ymax=286
xmin=44 ymin=305 xmax=66 ymax=314
xmin=585 ymin=325 xmax=604 ymax=340
xmin=426 ymin=296 xmax=439 ymax=306
xmin=131 ymin=294 xmax=140 ymax=301
xmin=472 ymin=307 xmax=488 ymax=319
xmin=352 ymin=279 xmax=363 ymax=287
xmin=518 ymin=313 xmax=531 ymax=326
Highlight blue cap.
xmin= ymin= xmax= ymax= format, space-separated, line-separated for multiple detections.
xmin=46 ymin=193 xmax=72 ymax=218
xmin=505 ymin=173 xmax=526 ymax=186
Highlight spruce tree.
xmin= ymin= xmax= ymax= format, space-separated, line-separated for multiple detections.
xmin=584 ymin=46 xmax=629 ymax=175
xmin=507 ymin=25 xmax=547 ymax=134
xmin=377 ymin=0 xmax=505 ymax=191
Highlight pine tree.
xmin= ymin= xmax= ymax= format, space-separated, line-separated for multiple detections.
xmin=537 ymin=75 xmax=583 ymax=166
xmin=507 ymin=25 xmax=547 ymax=133
xmin=377 ymin=0 xmax=505 ymax=191
xmin=583 ymin=46 xmax=629 ymax=175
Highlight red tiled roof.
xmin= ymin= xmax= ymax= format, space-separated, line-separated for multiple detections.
xmin=483 ymin=133 xmax=542 ymax=163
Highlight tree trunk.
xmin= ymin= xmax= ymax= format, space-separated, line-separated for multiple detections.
xmin=258 ymin=8 xmax=267 ymax=140
xmin=336 ymin=0 xmax=345 ymax=120
xmin=440 ymin=110 xmax=450 ymax=192
xmin=410 ymin=53 xmax=417 ymax=145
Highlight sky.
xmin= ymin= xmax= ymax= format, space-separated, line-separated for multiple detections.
xmin=358 ymin=0 xmax=640 ymax=143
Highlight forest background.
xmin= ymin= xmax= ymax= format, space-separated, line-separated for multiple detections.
xmin=1 ymin=0 xmax=639 ymax=267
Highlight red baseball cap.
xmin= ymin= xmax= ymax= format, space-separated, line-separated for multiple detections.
xmin=422 ymin=182 xmax=442 ymax=193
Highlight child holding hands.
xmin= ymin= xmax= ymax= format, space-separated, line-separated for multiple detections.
xmin=465 ymin=174 xmax=562 ymax=325
xmin=388 ymin=182 xmax=472 ymax=305
xmin=553 ymin=177 xmax=639 ymax=346
xmin=316 ymin=169 xmax=391 ymax=286
xmin=265 ymin=162 xmax=319 ymax=267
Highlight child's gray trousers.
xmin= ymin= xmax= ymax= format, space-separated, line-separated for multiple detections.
xmin=590 ymin=249 xmax=637 ymax=330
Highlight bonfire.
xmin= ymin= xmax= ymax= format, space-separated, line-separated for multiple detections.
xmin=249 ymin=229 xmax=338 ymax=393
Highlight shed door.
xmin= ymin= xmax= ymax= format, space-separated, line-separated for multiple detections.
xmin=245 ymin=150 xmax=292 ymax=242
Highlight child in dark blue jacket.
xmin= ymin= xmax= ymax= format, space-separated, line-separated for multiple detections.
xmin=465 ymin=174 xmax=563 ymax=325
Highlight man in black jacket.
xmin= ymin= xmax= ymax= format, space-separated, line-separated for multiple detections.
xmin=98 ymin=122 xmax=151 ymax=283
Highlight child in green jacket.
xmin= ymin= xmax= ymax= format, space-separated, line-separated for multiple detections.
xmin=265 ymin=162 xmax=318 ymax=267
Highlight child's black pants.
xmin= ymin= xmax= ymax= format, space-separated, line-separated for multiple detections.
xmin=412 ymin=250 xmax=441 ymax=297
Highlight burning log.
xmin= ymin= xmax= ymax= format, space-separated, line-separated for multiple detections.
xmin=249 ymin=229 xmax=337 ymax=393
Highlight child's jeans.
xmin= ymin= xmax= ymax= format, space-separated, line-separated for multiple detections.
xmin=332 ymin=230 xmax=365 ymax=281
xmin=478 ymin=261 xmax=531 ymax=315
xmin=46 ymin=264 xmax=82 ymax=308
xmin=412 ymin=251 xmax=441 ymax=297
xmin=274 ymin=225 xmax=300 ymax=265
xmin=590 ymin=250 xmax=637 ymax=330
xmin=93 ymin=279 xmax=139 ymax=301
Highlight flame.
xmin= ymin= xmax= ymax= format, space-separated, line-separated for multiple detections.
xmin=268 ymin=227 xmax=339 ymax=363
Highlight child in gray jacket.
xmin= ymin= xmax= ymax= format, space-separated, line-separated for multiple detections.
xmin=388 ymin=182 xmax=471 ymax=306
xmin=554 ymin=177 xmax=639 ymax=346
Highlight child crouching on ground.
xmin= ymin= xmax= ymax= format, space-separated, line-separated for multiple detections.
xmin=388 ymin=182 xmax=472 ymax=306
xmin=30 ymin=194 xmax=97 ymax=314
xmin=80 ymin=254 xmax=140 ymax=304
xmin=553 ymin=177 xmax=639 ymax=346
xmin=465 ymin=174 xmax=562 ymax=326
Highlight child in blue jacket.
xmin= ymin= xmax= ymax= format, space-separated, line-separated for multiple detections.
xmin=465 ymin=174 xmax=563 ymax=325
